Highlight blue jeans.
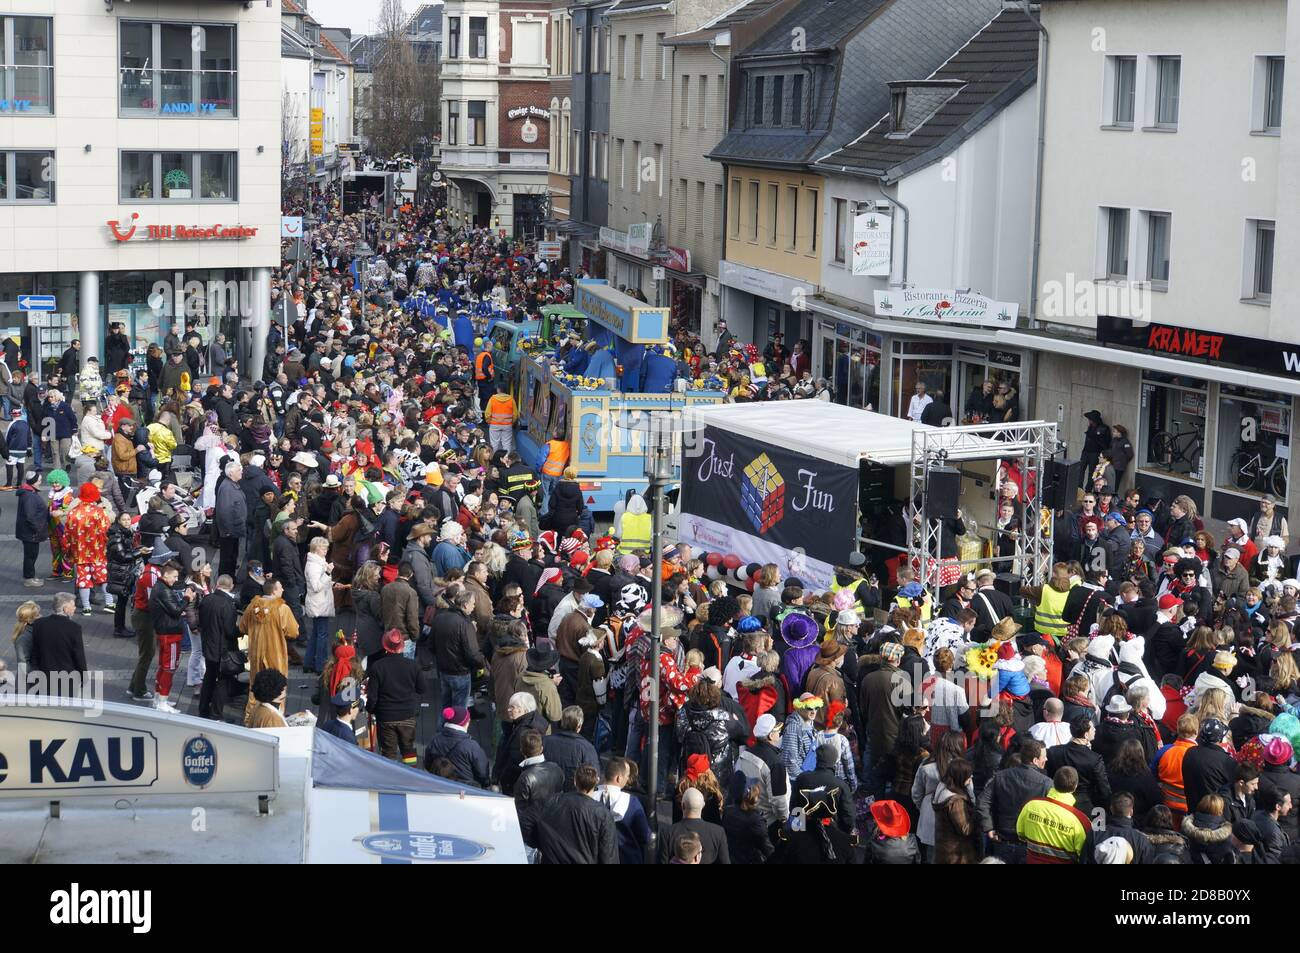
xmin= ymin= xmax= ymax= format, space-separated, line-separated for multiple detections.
xmin=439 ymin=673 xmax=471 ymax=724
xmin=306 ymin=616 xmax=332 ymax=672
xmin=540 ymin=474 xmax=557 ymax=512
xmin=860 ymin=739 xmax=885 ymax=798
xmin=30 ymin=432 xmax=41 ymax=472
xmin=624 ymin=707 xmax=645 ymax=762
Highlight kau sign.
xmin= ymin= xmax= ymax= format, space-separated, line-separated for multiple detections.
xmin=0 ymin=698 xmax=278 ymax=799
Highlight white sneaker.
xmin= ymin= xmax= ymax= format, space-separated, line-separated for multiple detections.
xmin=153 ymin=699 xmax=178 ymax=713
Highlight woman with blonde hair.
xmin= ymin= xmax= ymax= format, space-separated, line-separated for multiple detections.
xmin=1270 ymin=651 xmax=1300 ymax=700
xmin=1191 ymin=687 xmax=1236 ymax=748
xmin=11 ymin=600 xmax=39 ymax=667
xmin=1164 ymin=495 xmax=1198 ymax=548
xmin=1179 ymin=626 xmax=1218 ymax=682
xmin=751 ymin=563 xmax=782 ymax=622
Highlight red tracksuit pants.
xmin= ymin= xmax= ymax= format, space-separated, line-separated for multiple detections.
xmin=155 ymin=633 xmax=182 ymax=698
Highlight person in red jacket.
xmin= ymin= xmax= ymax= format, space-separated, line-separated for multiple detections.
xmin=639 ymin=624 xmax=698 ymax=791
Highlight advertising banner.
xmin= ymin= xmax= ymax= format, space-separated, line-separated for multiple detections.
xmin=678 ymin=425 xmax=859 ymax=590
xmin=852 ymin=210 xmax=892 ymax=276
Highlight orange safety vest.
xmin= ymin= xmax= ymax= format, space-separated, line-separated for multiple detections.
xmin=1157 ymin=737 xmax=1196 ymax=817
xmin=474 ymin=350 xmax=494 ymax=381
xmin=486 ymin=393 xmax=516 ymax=427
xmin=542 ymin=439 xmax=570 ymax=477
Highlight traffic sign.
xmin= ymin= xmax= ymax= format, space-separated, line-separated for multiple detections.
xmin=538 ymin=240 xmax=562 ymax=261
xmin=17 ymin=295 xmax=55 ymax=312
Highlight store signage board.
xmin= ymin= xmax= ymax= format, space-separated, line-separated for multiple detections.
xmin=852 ymin=210 xmax=892 ymax=276
xmin=281 ymin=216 xmax=303 ymax=239
xmin=537 ymin=240 xmax=562 ymax=261
xmin=872 ymin=289 xmax=1018 ymax=328
xmin=0 ymin=698 xmax=278 ymax=799
xmin=108 ymin=214 xmax=259 ymax=243
xmin=1098 ymin=316 xmax=1300 ymax=382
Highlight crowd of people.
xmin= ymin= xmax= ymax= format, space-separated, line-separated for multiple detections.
xmin=6 ymin=175 xmax=1300 ymax=866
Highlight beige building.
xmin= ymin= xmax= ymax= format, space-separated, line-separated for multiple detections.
xmin=603 ymin=0 xmax=734 ymax=315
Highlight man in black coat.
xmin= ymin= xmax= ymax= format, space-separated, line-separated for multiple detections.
xmin=791 ymin=744 xmax=858 ymax=835
xmin=1104 ymin=792 xmax=1156 ymax=864
xmin=215 ymin=461 xmax=248 ymax=578
xmin=430 ymin=587 xmax=486 ymax=720
xmin=366 ymin=630 xmax=428 ymax=762
xmin=978 ymin=738 xmax=1052 ymax=861
xmin=197 ymin=576 xmax=241 ymax=720
xmin=1045 ymin=716 xmax=1111 ymax=819
xmin=534 ymin=764 xmax=620 ymax=864
xmin=513 ymin=728 xmax=564 ymax=846
xmin=1062 ymin=570 xmax=1111 ymax=638
xmin=15 ymin=478 xmax=49 ymax=584
xmin=969 ymin=570 xmax=1014 ymax=639
xmin=1257 ymin=746 xmax=1300 ymax=844
xmin=272 ymin=517 xmax=307 ymax=635
xmin=105 ymin=322 xmax=132 ymax=375
xmin=1143 ymin=594 xmax=1186 ymax=681
xmin=919 ymin=390 xmax=954 ymax=427
xmin=28 ymin=593 xmax=86 ymax=694
xmin=422 ymin=705 xmax=491 ymax=787
xmin=1181 ymin=718 xmax=1237 ymax=817
xmin=542 ymin=706 xmax=601 ymax=791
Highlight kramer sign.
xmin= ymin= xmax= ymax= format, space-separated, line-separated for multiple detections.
xmin=873 ymin=288 xmax=1018 ymax=328
xmin=108 ymin=213 xmax=260 ymax=243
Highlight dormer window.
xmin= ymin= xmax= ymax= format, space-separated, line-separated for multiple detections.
xmin=886 ymin=80 xmax=965 ymax=137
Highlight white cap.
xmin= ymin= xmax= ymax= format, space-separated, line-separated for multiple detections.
xmin=702 ymin=666 xmax=722 ymax=685
xmin=753 ymin=713 xmax=779 ymax=739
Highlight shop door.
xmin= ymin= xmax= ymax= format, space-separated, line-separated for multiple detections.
xmin=892 ymin=356 xmax=952 ymax=418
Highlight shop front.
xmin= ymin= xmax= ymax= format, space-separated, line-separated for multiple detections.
xmin=718 ymin=259 xmax=816 ymax=363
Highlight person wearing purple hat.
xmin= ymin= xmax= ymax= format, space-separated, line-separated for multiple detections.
xmin=422 ymin=704 xmax=491 ymax=787
xmin=777 ymin=611 xmax=820 ymax=703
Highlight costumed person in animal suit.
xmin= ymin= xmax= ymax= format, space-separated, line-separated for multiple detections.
xmin=65 ymin=481 xmax=114 ymax=614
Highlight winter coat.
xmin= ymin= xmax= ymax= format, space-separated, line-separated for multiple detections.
xmin=544 ymin=479 xmax=586 ymax=533
xmin=422 ymin=725 xmax=491 ymax=787
xmin=515 ymin=668 xmax=563 ymax=725
xmin=1046 ymin=742 xmax=1112 ymax=818
xmin=515 ymin=759 xmax=565 ymax=846
xmin=933 ymin=783 xmax=981 ymax=864
xmin=1182 ymin=742 xmax=1236 ymax=819
xmin=491 ymin=642 xmax=529 ymax=714
xmin=148 ymin=581 xmax=185 ymax=635
xmin=106 ymin=523 xmax=143 ymax=597
xmin=1182 ymin=811 xmax=1236 ymax=864
xmin=380 ymin=577 xmax=420 ymax=645
xmin=351 ymin=587 xmax=385 ymax=658
xmin=722 ymin=804 xmax=774 ymax=864
xmin=733 ymin=743 xmax=790 ymax=824
xmin=1258 ymin=763 xmax=1300 ymax=844
xmin=868 ymin=833 xmax=922 ymax=864
xmin=1146 ymin=829 xmax=1190 ymax=864
xmin=912 ymin=760 xmax=945 ymax=847
xmin=1210 ymin=561 xmax=1250 ymax=601
xmin=534 ymin=792 xmax=619 ymax=865
xmin=737 ymin=672 xmax=787 ymax=734
xmin=431 ymin=606 xmax=485 ymax=676
xmin=541 ymin=729 xmax=600 ymax=791
xmin=304 ymin=552 xmax=335 ymax=618
xmin=977 ymin=764 xmax=1052 ymax=838
xmin=15 ymin=484 xmax=49 ymax=542
xmin=675 ymin=701 xmax=747 ymax=787
xmin=214 ymin=477 xmax=247 ymax=540
xmin=595 ymin=784 xmax=653 ymax=866
xmin=496 ymin=709 xmax=553 ymax=793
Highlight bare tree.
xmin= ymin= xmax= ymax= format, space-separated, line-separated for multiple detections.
xmin=369 ymin=0 xmax=424 ymax=158
xmin=282 ymin=87 xmax=308 ymax=203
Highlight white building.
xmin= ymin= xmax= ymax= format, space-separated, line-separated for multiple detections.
xmin=0 ymin=0 xmax=281 ymax=378
xmin=1025 ymin=0 xmax=1299 ymax=524
xmin=281 ymin=1 xmax=352 ymax=187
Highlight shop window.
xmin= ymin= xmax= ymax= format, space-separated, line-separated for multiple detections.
xmin=1217 ymin=385 xmax=1290 ymax=499
xmin=119 ymin=21 xmax=237 ymax=117
xmin=0 ymin=16 xmax=53 ymax=115
xmin=1139 ymin=370 xmax=1207 ymax=483
xmin=958 ymin=352 xmax=1020 ymax=424
xmin=890 ymin=342 xmax=953 ymax=419
xmin=120 ymin=151 xmax=237 ymax=202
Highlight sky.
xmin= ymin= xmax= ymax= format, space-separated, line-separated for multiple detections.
xmin=302 ymin=0 xmax=437 ymax=37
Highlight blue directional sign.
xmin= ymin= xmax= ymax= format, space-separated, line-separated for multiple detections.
xmin=17 ymin=295 xmax=56 ymax=312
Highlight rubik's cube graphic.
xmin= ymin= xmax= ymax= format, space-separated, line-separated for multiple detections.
xmin=741 ymin=453 xmax=786 ymax=534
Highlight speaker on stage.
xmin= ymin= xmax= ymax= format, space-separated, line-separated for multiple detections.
xmin=994 ymin=572 xmax=1022 ymax=601
xmin=1043 ymin=459 xmax=1083 ymax=510
xmin=926 ymin=466 xmax=961 ymax=520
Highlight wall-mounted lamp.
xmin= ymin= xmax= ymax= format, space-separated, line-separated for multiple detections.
xmin=257 ymin=145 xmax=265 ymax=154
xmin=84 ymin=144 xmax=92 ymax=153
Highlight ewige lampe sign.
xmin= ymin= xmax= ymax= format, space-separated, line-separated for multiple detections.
xmin=107 ymin=213 xmax=260 ymax=243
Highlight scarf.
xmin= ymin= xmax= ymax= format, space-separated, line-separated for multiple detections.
xmin=1066 ymin=691 xmax=1097 ymax=711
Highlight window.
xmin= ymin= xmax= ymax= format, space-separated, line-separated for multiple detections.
xmin=718 ymin=74 xmax=726 ymax=128
xmin=1216 ymin=385 xmax=1290 ymax=498
xmin=617 ymin=34 xmax=626 ymax=79
xmin=806 ymin=188 xmax=819 ymax=253
xmin=0 ymin=17 xmax=52 ymax=115
xmin=603 ymin=134 xmax=609 ymax=181
xmin=448 ymin=17 xmax=461 ymax=58
xmin=790 ymin=74 xmax=804 ymax=126
xmin=771 ymin=75 xmax=784 ymax=125
xmin=469 ymin=17 xmax=488 ymax=58
xmin=0 ymin=151 xmax=54 ymax=202
xmin=767 ymin=183 xmax=778 ymax=245
xmin=1263 ymin=56 xmax=1285 ymax=132
xmin=1104 ymin=207 xmax=1129 ymax=279
xmin=681 ymin=75 xmax=690 ymax=126
xmin=786 ymin=186 xmax=799 ymax=250
xmin=633 ymin=141 xmax=641 ymax=192
xmin=447 ymin=101 xmax=459 ymax=145
xmin=657 ymin=33 xmax=667 ymax=81
xmin=1154 ymin=56 xmax=1180 ymax=127
xmin=591 ymin=24 xmax=599 ymax=73
xmin=1139 ymin=370 xmax=1207 ymax=482
xmin=120 ymin=21 xmax=236 ymax=117
xmin=1109 ymin=55 xmax=1136 ymax=126
xmin=716 ymin=183 xmax=725 ymax=242
xmin=728 ymin=178 xmax=738 ymax=237
xmin=468 ymin=100 xmax=486 ymax=146
xmin=698 ymin=75 xmax=708 ymax=129
xmin=677 ymin=178 xmax=688 ymax=233
xmin=695 ymin=181 xmax=705 ymax=237
xmin=571 ymin=130 xmax=579 ymax=175
xmin=618 ymin=138 xmax=625 ymax=189
xmin=634 ymin=34 xmax=643 ymax=80
xmin=1252 ymin=220 xmax=1275 ymax=300
xmin=590 ymin=132 xmax=598 ymax=176
xmin=749 ymin=181 xmax=760 ymax=241
xmin=834 ymin=198 xmax=847 ymax=263
xmin=654 ymin=143 xmax=663 ymax=197
xmin=752 ymin=76 xmax=765 ymax=126
xmin=1145 ymin=211 xmax=1171 ymax=287
xmin=120 ymin=151 xmax=235 ymax=201
xmin=603 ymin=27 xmax=611 ymax=74
xmin=574 ymin=27 xmax=584 ymax=73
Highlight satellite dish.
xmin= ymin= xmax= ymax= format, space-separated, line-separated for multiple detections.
xmin=147 ymin=293 xmax=166 ymax=313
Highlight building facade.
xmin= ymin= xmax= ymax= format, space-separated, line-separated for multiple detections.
xmin=281 ymin=1 xmax=352 ymax=189
xmin=1022 ymin=0 xmax=1297 ymax=524
xmin=546 ymin=0 xmax=573 ymax=224
xmin=563 ymin=0 xmax=614 ymax=275
xmin=441 ymin=0 xmax=552 ymax=237
xmin=0 ymin=0 xmax=280 ymax=379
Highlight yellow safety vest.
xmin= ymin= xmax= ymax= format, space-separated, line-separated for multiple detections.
xmin=619 ymin=512 xmax=652 ymax=553
xmin=1034 ymin=585 xmax=1071 ymax=640
xmin=894 ymin=594 xmax=932 ymax=623
xmin=486 ymin=394 xmax=515 ymax=427
xmin=541 ymin=439 xmax=569 ymax=477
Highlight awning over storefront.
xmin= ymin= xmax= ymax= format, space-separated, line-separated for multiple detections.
xmin=807 ymin=296 xmax=1002 ymax=344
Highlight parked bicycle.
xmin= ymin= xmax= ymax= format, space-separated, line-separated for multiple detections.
xmin=1150 ymin=421 xmax=1203 ymax=469
xmin=1231 ymin=442 xmax=1289 ymax=498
